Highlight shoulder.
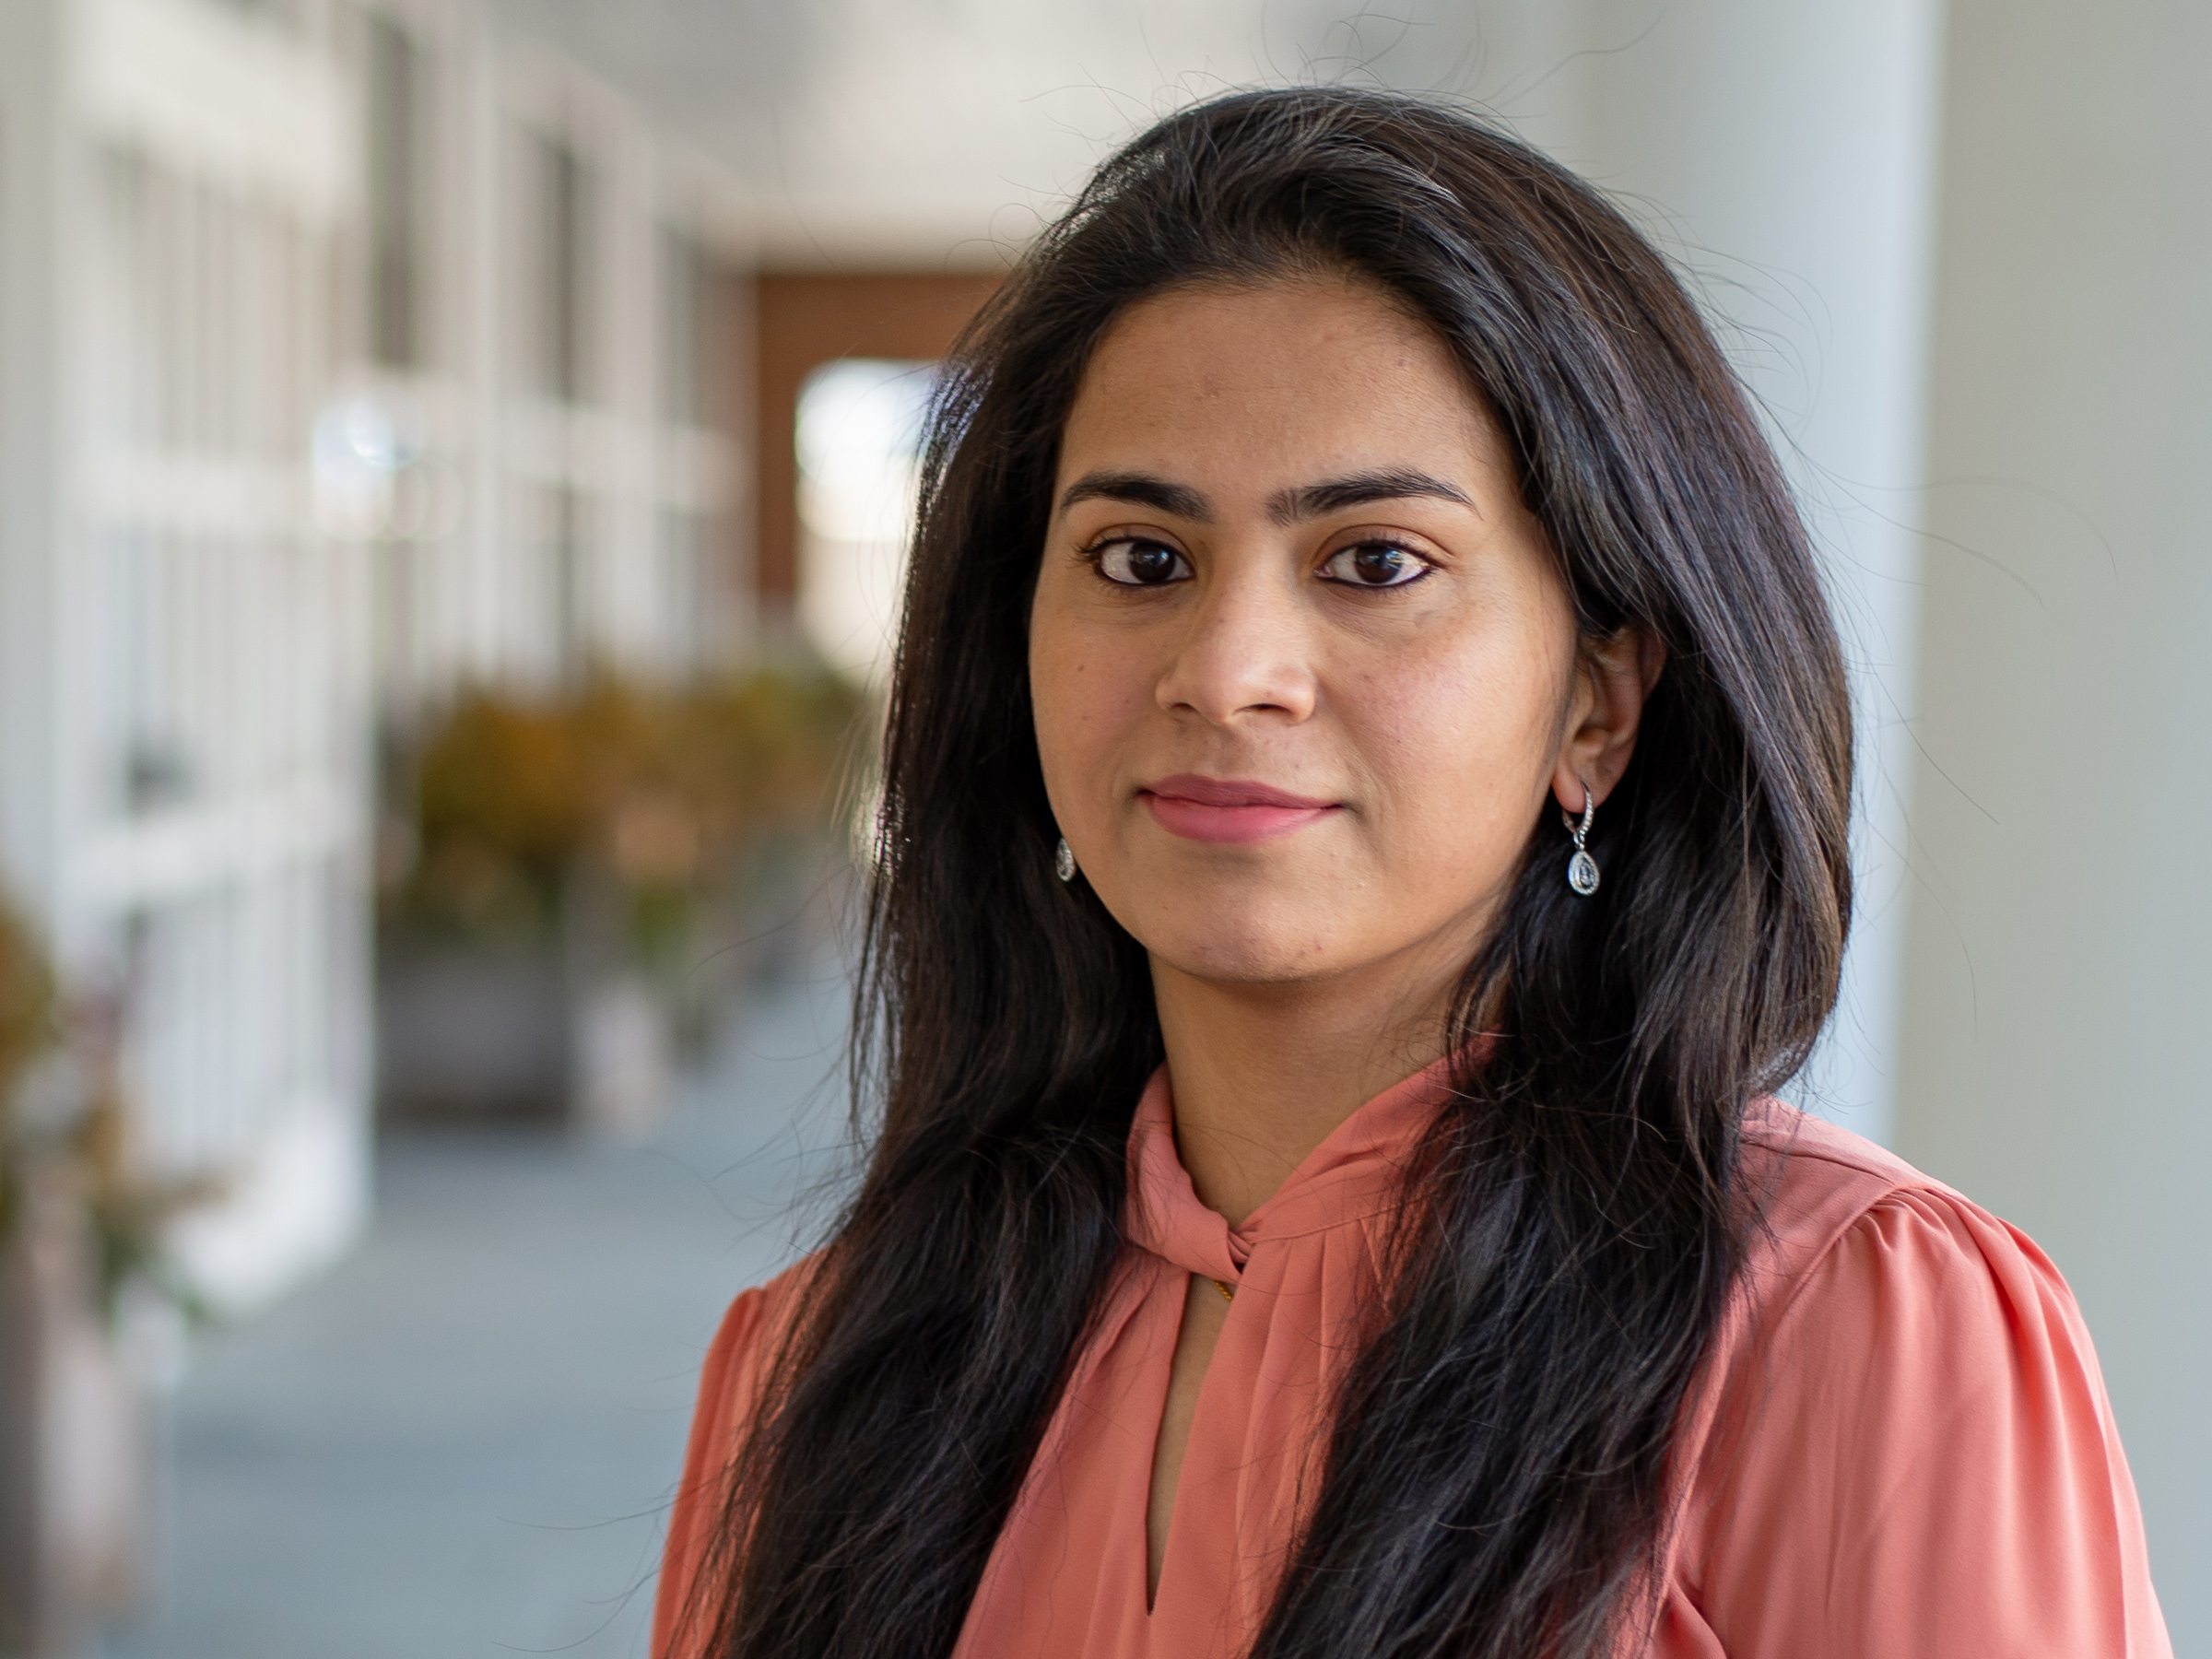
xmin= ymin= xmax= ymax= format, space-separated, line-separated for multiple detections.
xmin=1724 ymin=1100 xmax=2108 ymax=1462
xmin=653 ymin=1253 xmax=824 ymax=1659
xmin=1728 ymin=1100 xmax=2086 ymax=1341
xmin=711 ymin=1253 xmax=823 ymax=1360
xmin=1735 ymin=1100 xmax=1977 ymax=1281
xmin=1670 ymin=1104 xmax=2171 ymax=1657
xmin=692 ymin=1253 xmax=823 ymax=1449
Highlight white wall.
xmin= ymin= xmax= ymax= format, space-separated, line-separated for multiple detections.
xmin=1898 ymin=0 xmax=2212 ymax=1635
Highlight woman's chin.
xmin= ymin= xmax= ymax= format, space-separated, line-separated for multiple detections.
xmin=1134 ymin=916 xmax=1361 ymax=990
xmin=1091 ymin=864 xmax=1382 ymax=988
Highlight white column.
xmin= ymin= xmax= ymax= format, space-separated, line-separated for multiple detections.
xmin=0 ymin=0 xmax=68 ymax=932
xmin=1562 ymin=0 xmax=1948 ymax=1148
xmin=1898 ymin=0 xmax=2212 ymax=1632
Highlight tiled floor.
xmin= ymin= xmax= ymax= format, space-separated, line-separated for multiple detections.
xmin=106 ymin=973 xmax=855 ymax=1659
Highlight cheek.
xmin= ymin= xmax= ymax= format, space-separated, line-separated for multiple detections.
xmin=1342 ymin=626 xmax=1564 ymax=862
xmin=1029 ymin=610 xmax=1147 ymax=822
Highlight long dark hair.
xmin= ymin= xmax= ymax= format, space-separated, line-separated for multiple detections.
xmin=694 ymin=87 xmax=1852 ymax=1659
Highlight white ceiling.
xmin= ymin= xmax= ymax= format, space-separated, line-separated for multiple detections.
xmin=491 ymin=0 xmax=1579 ymax=267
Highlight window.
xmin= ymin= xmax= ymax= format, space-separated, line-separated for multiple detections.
xmin=659 ymin=229 xmax=704 ymax=426
xmin=366 ymin=14 xmax=427 ymax=370
xmin=538 ymin=136 xmax=591 ymax=403
xmin=794 ymin=359 xmax=935 ymax=686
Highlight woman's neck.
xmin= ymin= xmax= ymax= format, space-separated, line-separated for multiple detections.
xmin=1149 ymin=950 xmax=1459 ymax=1228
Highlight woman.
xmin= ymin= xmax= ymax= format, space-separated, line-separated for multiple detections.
xmin=656 ymin=88 xmax=2169 ymax=1659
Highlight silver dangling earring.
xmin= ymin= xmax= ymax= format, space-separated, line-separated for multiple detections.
xmin=1054 ymin=837 xmax=1077 ymax=883
xmin=1563 ymin=784 xmax=1600 ymax=896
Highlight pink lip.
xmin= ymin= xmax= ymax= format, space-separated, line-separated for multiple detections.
xmin=1138 ymin=773 xmax=1343 ymax=845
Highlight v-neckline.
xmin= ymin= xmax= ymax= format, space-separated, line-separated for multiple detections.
xmin=1122 ymin=1057 xmax=1453 ymax=1628
xmin=1143 ymin=1268 xmax=1231 ymax=1616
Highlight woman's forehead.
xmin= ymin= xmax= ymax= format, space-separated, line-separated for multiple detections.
xmin=1056 ymin=279 xmax=1501 ymax=505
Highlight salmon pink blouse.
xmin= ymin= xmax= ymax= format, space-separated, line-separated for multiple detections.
xmin=655 ymin=1064 xmax=2171 ymax=1658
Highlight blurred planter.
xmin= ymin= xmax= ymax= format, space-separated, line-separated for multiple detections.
xmin=375 ymin=944 xmax=676 ymax=1139
xmin=375 ymin=939 xmax=569 ymax=1122
xmin=375 ymin=667 xmax=860 ymax=1132
xmin=0 ymin=1167 xmax=150 ymax=1659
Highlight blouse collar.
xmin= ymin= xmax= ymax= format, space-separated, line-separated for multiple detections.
xmin=1124 ymin=1057 xmax=1455 ymax=1284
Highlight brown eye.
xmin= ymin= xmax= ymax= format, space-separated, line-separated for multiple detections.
xmin=1097 ymin=539 xmax=1193 ymax=586
xmin=1319 ymin=542 xmax=1431 ymax=588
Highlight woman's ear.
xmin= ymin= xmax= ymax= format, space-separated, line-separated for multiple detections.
xmin=1551 ymin=626 xmax=1665 ymax=814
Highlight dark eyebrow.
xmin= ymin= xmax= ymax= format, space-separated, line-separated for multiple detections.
xmin=1267 ymin=468 xmax=1476 ymax=524
xmin=1057 ymin=470 xmax=1213 ymax=521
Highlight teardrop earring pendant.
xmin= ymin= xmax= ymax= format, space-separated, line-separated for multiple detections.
xmin=1564 ymin=786 xmax=1600 ymax=896
xmin=1054 ymin=837 xmax=1077 ymax=883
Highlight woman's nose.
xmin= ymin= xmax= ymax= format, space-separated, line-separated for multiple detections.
xmin=1153 ymin=559 xmax=1319 ymax=727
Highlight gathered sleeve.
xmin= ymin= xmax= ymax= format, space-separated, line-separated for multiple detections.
xmin=1679 ymin=1187 xmax=2171 ymax=1658
xmin=653 ymin=1266 xmax=812 ymax=1659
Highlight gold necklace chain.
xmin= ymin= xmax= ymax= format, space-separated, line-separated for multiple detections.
xmin=1210 ymin=1277 xmax=1236 ymax=1303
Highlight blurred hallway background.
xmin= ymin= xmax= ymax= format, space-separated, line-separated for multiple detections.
xmin=106 ymin=969 xmax=853 ymax=1659
xmin=0 ymin=0 xmax=2204 ymax=1652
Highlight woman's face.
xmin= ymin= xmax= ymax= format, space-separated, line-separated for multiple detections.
xmin=1030 ymin=276 xmax=1639 ymax=998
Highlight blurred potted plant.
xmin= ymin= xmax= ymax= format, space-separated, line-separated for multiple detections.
xmin=376 ymin=665 xmax=860 ymax=1133
xmin=0 ymin=897 xmax=218 ymax=1657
